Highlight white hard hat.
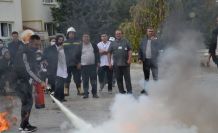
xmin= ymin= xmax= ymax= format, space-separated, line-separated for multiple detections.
xmin=109 ymin=37 xmax=115 ymax=42
xmin=67 ymin=27 xmax=76 ymax=33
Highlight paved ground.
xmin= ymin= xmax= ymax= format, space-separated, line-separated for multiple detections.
xmin=4 ymin=64 xmax=144 ymax=133
xmin=2 ymin=64 xmax=218 ymax=133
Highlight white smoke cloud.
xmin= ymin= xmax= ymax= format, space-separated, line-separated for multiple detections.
xmin=68 ymin=94 xmax=197 ymax=133
xmin=54 ymin=30 xmax=217 ymax=133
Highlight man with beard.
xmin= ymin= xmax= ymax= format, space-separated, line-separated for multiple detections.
xmin=42 ymin=35 xmax=67 ymax=101
xmin=14 ymin=35 xmax=45 ymax=132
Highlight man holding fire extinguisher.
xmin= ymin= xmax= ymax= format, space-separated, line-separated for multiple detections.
xmin=14 ymin=35 xmax=45 ymax=133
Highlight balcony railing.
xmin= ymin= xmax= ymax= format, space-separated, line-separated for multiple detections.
xmin=42 ymin=0 xmax=57 ymax=5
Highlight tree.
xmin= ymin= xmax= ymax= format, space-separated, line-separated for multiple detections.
xmin=166 ymin=0 xmax=218 ymax=46
xmin=51 ymin=0 xmax=137 ymax=43
xmin=120 ymin=0 xmax=167 ymax=52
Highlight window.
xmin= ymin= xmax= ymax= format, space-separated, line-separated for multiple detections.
xmin=43 ymin=0 xmax=56 ymax=4
xmin=0 ymin=0 xmax=13 ymax=2
xmin=0 ymin=22 xmax=12 ymax=38
xmin=44 ymin=23 xmax=55 ymax=36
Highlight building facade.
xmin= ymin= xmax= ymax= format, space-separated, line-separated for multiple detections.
xmin=21 ymin=0 xmax=58 ymax=37
xmin=0 ymin=0 xmax=23 ymax=39
xmin=0 ymin=0 xmax=57 ymax=41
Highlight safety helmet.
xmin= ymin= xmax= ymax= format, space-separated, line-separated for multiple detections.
xmin=109 ymin=37 xmax=115 ymax=42
xmin=67 ymin=27 xmax=76 ymax=33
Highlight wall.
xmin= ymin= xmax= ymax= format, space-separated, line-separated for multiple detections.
xmin=0 ymin=0 xmax=23 ymax=33
xmin=21 ymin=0 xmax=57 ymax=31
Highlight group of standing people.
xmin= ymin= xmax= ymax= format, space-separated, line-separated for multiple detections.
xmin=43 ymin=27 xmax=136 ymax=101
xmin=0 ymin=25 xmax=163 ymax=132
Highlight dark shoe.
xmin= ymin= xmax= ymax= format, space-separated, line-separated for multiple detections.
xmin=60 ymin=99 xmax=67 ymax=102
xmin=83 ymin=95 xmax=89 ymax=99
xmin=21 ymin=124 xmax=37 ymax=133
xmin=120 ymin=91 xmax=126 ymax=94
xmin=93 ymin=95 xmax=99 ymax=98
xmin=141 ymin=90 xmax=148 ymax=95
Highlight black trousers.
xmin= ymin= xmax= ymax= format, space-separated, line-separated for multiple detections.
xmin=47 ymin=74 xmax=55 ymax=92
xmin=211 ymin=53 xmax=218 ymax=65
xmin=81 ymin=65 xmax=97 ymax=96
xmin=98 ymin=66 xmax=113 ymax=91
xmin=54 ymin=76 xmax=66 ymax=101
xmin=66 ymin=66 xmax=81 ymax=89
xmin=143 ymin=59 xmax=158 ymax=81
xmin=114 ymin=66 xmax=132 ymax=93
xmin=15 ymin=79 xmax=33 ymax=128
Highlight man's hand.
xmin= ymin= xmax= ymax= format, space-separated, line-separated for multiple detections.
xmin=97 ymin=63 xmax=100 ymax=68
xmin=99 ymin=50 xmax=108 ymax=55
xmin=42 ymin=60 xmax=48 ymax=66
xmin=77 ymin=63 xmax=81 ymax=70
xmin=109 ymin=63 xmax=113 ymax=70
xmin=138 ymin=60 xmax=142 ymax=64
xmin=127 ymin=59 xmax=131 ymax=65
xmin=41 ymin=81 xmax=46 ymax=87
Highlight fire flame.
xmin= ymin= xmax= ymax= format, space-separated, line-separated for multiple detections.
xmin=0 ymin=112 xmax=10 ymax=132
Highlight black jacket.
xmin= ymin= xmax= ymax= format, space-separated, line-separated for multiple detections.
xmin=0 ymin=58 xmax=13 ymax=78
xmin=14 ymin=46 xmax=41 ymax=83
xmin=138 ymin=37 xmax=162 ymax=61
xmin=63 ymin=39 xmax=82 ymax=66
xmin=42 ymin=45 xmax=58 ymax=77
xmin=209 ymin=27 xmax=218 ymax=54
xmin=7 ymin=40 xmax=24 ymax=63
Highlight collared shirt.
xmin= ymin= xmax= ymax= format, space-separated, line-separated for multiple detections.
xmin=81 ymin=43 xmax=95 ymax=65
xmin=97 ymin=41 xmax=110 ymax=66
xmin=146 ymin=40 xmax=152 ymax=59
xmin=56 ymin=45 xmax=68 ymax=78
xmin=108 ymin=38 xmax=132 ymax=66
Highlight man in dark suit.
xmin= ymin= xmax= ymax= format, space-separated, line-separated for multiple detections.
xmin=138 ymin=27 xmax=162 ymax=95
xmin=207 ymin=17 xmax=218 ymax=67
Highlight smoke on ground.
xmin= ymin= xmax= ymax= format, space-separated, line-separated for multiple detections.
xmin=60 ymin=30 xmax=218 ymax=133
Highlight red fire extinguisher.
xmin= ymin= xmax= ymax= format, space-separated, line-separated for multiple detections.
xmin=34 ymin=82 xmax=45 ymax=109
